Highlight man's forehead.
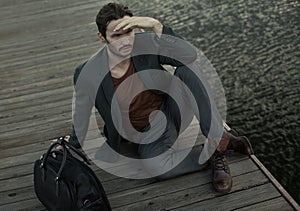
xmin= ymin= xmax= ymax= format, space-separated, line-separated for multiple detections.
xmin=106 ymin=16 xmax=131 ymax=32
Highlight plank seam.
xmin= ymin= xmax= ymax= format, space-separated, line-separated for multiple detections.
xmin=111 ymin=168 xmax=262 ymax=209
xmin=169 ymin=181 xmax=271 ymax=210
xmin=230 ymin=196 xmax=288 ymax=211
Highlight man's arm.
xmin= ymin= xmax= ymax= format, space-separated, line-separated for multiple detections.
xmin=69 ymin=62 xmax=93 ymax=148
xmin=114 ymin=16 xmax=163 ymax=38
xmin=114 ymin=16 xmax=197 ymax=67
xmin=156 ymin=25 xmax=197 ymax=66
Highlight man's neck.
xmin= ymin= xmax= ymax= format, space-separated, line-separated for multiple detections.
xmin=107 ymin=49 xmax=131 ymax=78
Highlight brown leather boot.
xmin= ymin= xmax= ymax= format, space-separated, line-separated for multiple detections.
xmin=211 ymin=150 xmax=232 ymax=193
xmin=211 ymin=136 xmax=232 ymax=193
xmin=227 ymin=133 xmax=254 ymax=155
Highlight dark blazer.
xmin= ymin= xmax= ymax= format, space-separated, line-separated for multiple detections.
xmin=70 ymin=25 xmax=197 ymax=155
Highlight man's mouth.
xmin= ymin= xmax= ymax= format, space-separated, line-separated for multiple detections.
xmin=119 ymin=45 xmax=132 ymax=51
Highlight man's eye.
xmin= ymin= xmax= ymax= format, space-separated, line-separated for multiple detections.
xmin=112 ymin=29 xmax=132 ymax=38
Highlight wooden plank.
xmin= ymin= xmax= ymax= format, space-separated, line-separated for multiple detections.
xmin=0 ymin=119 xmax=71 ymax=142
xmin=107 ymin=157 xmax=257 ymax=207
xmin=0 ymin=157 xmax=255 ymax=209
xmin=111 ymin=170 xmax=268 ymax=210
xmin=0 ymin=174 xmax=33 ymax=193
xmin=234 ymin=197 xmax=294 ymax=211
xmin=0 ymin=198 xmax=44 ymax=211
xmin=0 ymin=151 xmax=44 ymax=170
xmin=250 ymin=155 xmax=300 ymax=210
xmin=0 ymin=43 xmax=90 ymax=68
xmin=0 ymin=126 xmax=101 ymax=159
xmin=109 ymin=160 xmax=256 ymax=206
xmin=0 ymin=2 xmax=99 ymax=27
xmin=0 ymin=88 xmax=72 ymax=113
xmin=0 ymin=30 xmax=96 ymax=61
xmin=0 ymin=3 xmax=103 ymax=39
xmin=0 ymin=125 xmax=71 ymax=159
xmin=103 ymin=178 xmax=156 ymax=195
xmin=0 ymin=153 xmax=250 ymax=195
xmin=0 ymin=0 xmax=100 ymax=19
xmin=0 ymin=86 xmax=72 ymax=107
xmin=0 ymin=100 xmax=70 ymax=121
xmin=0 ymin=163 xmax=33 ymax=181
xmin=0 ymin=44 xmax=92 ymax=76
xmin=0 ymin=76 xmax=72 ymax=100
xmin=0 ymin=186 xmax=36 ymax=207
xmin=0 ymin=106 xmax=71 ymax=135
xmin=0 ymin=110 xmax=71 ymax=142
xmin=0 ymin=48 xmax=94 ymax=87
xmin=174 ymin=183 xmax=280 ymax=210
xmin=0 ymin=104 xmax=71 ymax=129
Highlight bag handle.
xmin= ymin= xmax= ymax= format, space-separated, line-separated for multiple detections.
xmin=40 ymin=140 xmax=68 ymax=197
xmin=61 ymin=138 xmax=91 ymax=165
xmin=40 ymin=140 xmax=68 ymax=181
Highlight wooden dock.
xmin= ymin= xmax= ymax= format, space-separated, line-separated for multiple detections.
xmin=0 ymin=0 xmax=299 ymax=210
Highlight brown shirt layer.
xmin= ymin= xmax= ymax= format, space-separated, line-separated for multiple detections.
xmin=112 ymin=60 xmax=164 ymax=131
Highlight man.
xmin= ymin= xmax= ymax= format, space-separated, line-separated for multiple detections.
xmin=67 ymin=2 xmax=253 ymax=193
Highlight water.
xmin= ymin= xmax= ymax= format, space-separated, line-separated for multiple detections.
xmin=123 ymin=0 xmax=300 ymax=203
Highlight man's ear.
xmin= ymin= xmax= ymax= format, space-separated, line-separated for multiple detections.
xmin=97 ymin=32 xmax=107 ymax=43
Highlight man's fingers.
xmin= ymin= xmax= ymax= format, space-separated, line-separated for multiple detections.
xmin=114 ymin=17 xmax=157 ymax=31
xmin=123 ymin=23 xmax=136 ymax=30
xmin=114 ymin=20 xmax=130 ymax=31
xmin=50 ymin=136 xmax=70 ymax=143
xmin=55 ymin=145 xmax=63 ymax=150
xmin=114 ymin=17 xmax=137 ymax=31
xmin=50 ymin=139 xmax=57 ymax=144
xmin=50 ymin=136 xmax=70 ymax=151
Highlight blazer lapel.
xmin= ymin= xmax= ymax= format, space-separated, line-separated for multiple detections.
xmin=100 ymin=48 xmax=115 ymax=105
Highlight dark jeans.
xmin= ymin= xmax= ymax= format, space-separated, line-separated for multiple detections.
xmin=137 ymin=65 xmax=224 ymax=180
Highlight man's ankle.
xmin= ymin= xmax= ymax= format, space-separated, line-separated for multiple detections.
xmin=216 ymin=135 xmax=230 ymax=152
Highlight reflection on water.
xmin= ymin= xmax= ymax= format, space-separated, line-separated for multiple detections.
xmin=123 ymin=0 xmax=300 ymax=202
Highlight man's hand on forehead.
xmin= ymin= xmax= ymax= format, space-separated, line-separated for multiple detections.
xmin=114 ymin=16 xmax=163 ymax=36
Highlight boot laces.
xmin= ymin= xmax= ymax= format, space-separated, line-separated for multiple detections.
xmin=213 ymin=152 xmax=229 ymax=173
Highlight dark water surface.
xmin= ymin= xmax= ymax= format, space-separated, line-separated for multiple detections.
xmin=123 ymin=0 xmax=300 ymax=202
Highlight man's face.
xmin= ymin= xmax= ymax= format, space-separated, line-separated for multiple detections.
xmin=104 ymin=16 xmax=135 ymax=58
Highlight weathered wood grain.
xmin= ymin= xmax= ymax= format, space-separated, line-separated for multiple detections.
xmin=234 ymin=196 xmax=294 ymax=211
xmin=112 ymin=170 xmax=268 ymax=210
xmin=0 ymin=156 xmax=251 ymax=207
xmin=176 ymin=183 xmax=280 ymax=210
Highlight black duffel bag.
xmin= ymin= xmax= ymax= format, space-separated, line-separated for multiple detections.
xmin=34 ymin=137 xmax=111 ymax=211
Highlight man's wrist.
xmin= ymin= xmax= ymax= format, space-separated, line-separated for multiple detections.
xmin=151 ymin=19 xmax=163 ymax=38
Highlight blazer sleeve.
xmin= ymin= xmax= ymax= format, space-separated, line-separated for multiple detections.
xmin=157 ymin=25 xmax=197 ymax=66
xmin=69 ymin=62 xmax=93 ymax=148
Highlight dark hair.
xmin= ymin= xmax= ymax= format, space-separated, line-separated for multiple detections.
xmin=96 ymin=2 xmax=133 ymax=39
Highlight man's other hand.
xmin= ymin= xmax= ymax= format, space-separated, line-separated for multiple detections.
xmin=50 ymin=135 xmax=70 ymax=150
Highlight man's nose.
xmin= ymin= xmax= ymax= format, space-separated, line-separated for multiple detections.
xmin=120 ymin=36 xmax=130 ymax=44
